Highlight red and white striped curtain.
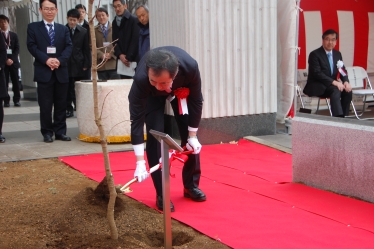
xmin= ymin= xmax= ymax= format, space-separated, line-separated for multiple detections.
xmin=298 ymin=0 xmax=374 ymax=72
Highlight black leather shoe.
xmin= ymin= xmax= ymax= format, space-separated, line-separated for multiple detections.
xmin=156 ymin=195 xmax=175 ymax=212
xmin=4 ymin=103 xmax=10 ymax=107
xmin=43 ymin=134 xmax=53 ymax=143
xmin=55 ymin=134 xmax=71 ymax=141
xmin=184 ymin=187 xmax=207 ymax=202
xmin=14 ymin=102 xmax=21 ymax=107
xmin=0 ymin=135 xmax=5 ymax=143
xmin=66 ymin=111 xmax=74 ymax=118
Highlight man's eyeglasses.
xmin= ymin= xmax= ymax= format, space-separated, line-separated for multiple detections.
xmin=324 ymin=38 xmax=337 ymax=42
xmin=42 ymin=7 xmax=57 ymax=12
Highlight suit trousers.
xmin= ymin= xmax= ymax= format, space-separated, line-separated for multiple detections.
xmin=37 ymin=72 xmax=69 ymax=137
xmin=67 ymin=77 xmax=77 ymax=112
xmin=4 ymin=65 xmax=21 ymax=104
xmin=319 ymin=85 xmax=352 ymax=116
xmin=0 ymin=99 xmax=3 ymax=134
xmin=145 ymin=95 xmax=201 ymax=197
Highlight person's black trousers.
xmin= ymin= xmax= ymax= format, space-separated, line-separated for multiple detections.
xmin=319 ymin=85 xmax=353 ymax=116
xmin=145 ymin=95 xmax=201 ymax=197
xmin=0 ymin=99 xmax=3 ymax=134
xmin=37 ymin=72 xmax=69 ymax=137
xmin=4 ymin=65 xmax=21 ymax=104
xmin=67 ymin=77 xmax=77 ymax=112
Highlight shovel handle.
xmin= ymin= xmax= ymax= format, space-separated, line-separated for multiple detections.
xmin=120 ymin=164 xmax=161 ymax=193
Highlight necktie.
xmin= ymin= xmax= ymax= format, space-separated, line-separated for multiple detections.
xmin=101 ymin=25 xmax=106 ymax=34
xmin=327 ymin=52 xmax=333 ymax=75
xmin=47 ymin=23 xmax=55 ymax=46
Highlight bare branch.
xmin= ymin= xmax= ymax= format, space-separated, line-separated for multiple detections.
xmin=96 ymin=44 xmax=117 ymax=70
xmin=96 ymin=38 xmax=119 ymax=50
xmin=106 ymin=120 xmax=131 ymax=138
xmin=99 ymin=90 xmax=114 ymax=119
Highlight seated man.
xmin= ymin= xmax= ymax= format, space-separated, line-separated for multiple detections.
xmin=303 ymin=29 xmax=352 ymax=117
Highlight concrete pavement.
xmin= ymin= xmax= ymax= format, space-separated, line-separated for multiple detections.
xmin=0 ymin=98 xmax=133 ymax=162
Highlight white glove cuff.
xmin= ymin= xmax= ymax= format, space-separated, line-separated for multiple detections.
xmin=188 ymin=126 xmax=198 ymax=132
xmin=136 ymin=160 xmax=146 ymax=166
xmin=133 ymin=144 xmax=145 ymax=156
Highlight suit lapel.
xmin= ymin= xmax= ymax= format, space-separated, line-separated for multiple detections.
xmin=38 ymin=21 xmax=51 ymax=45
xmin=332 ymin=50 xmax=340 ymax=75
xmin=54 ymin=24 xmax=63 ymax=44
xmin=318 ymin=46 xmax=331 ymax=73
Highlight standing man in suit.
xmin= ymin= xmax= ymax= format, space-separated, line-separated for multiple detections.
xmin=27 ymin=0 xmax=73 ymax=143
xmin=0 ymin=32 xmax=7 ymax=142
xmin=66 ymin=8 xmax=91 ymax=118
xmin=135 ymin=4 xmax=150 ymax=63
xmin=303 ymin=29 xmax=352 ymax=117
xmin=112 ymin=0 xmax=139 ymax=79
xmin=0 ymin=14 xmax=21 ymax=107
xmin=95 ymin=7 xmax=120 ymax=80
xmin=75 ymin=3 xmax=91 ymax=81
xmin=129 ymin=47 xmax=206 ymax=212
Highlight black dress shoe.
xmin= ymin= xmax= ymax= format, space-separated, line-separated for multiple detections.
xmin=156 ymin=195 xmax=175 ymax=212
xmin=66 ymin=111 xmax=74 ymax=118
xmin=0 ymin=135 xmax=5 ymax=143
xmin=4 ymin=103 xmax=10 ymax=107
xmin=55 ymin=134 xmax=71 ymax=141
xmin=184 ymin=187 xmax=207 ymax=202
xmin=43 ymin=134 xmax=53 ymax=143
xmin=14 ymin=102 xmax=21 ymax=107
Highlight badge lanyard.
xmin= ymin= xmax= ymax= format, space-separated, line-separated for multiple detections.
xmin=2 ymin=31 xmax=10 ymax=49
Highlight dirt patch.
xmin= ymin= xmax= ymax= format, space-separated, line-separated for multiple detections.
xmin=0 ymin=158 xmax=229 ymax=249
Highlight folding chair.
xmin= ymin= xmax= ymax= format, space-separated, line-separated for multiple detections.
xmin=296 ymin=70 xmax=332 ymax=116
xmin=345 ymin=66 xmax=374 ymax=120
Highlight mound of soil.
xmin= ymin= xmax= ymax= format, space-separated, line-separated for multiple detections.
xmin=0 ymin=158 xmax=229 ymax=249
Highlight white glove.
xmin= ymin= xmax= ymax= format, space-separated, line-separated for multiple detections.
xmin=134 ymin=160 xmax=150 ymax=183
xmin=186 ymin=137 xmax=202 ymax=154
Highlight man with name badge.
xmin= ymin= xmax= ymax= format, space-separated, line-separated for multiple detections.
xmin=0 ymin=14 xmax=21 ymax=107
xmin=27 ymin=0 xmax=73 ymax=143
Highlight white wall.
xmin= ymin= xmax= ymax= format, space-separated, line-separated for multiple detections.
xmin=150 ymin=0 xmax=278 ymax=119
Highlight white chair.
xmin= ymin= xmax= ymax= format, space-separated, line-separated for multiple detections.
xmin=296 ymin=70 xmax=332 ymax=116
xmin=345 ymin=66 xmax=374 ymax=120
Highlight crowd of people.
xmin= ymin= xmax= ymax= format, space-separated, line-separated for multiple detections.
xmin=1 ymin=0 xmax=206 ymax=212
xmin=0 ymin=0 xmax=150 ymax=143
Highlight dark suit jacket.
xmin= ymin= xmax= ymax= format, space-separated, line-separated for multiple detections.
xmin=66 ymin=24 xmax=91 ymax=78
xmin=129 ymin=46 xmax=203 ymax=144
xmin=0 ymin=34 xmax=6 ymax=99
xmin=303 ymin=46 xmax=349 ymax=97
xmin=4 ymin=31 xmax=20 ymax=68
xmin=112 ymin=9 xmax=140 ymax=62
xmin=27 ymin=21 xmax=73 ymax=83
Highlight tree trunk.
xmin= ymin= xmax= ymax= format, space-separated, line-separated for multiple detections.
xmin=88 ymin=0 xmax=118 ymax=240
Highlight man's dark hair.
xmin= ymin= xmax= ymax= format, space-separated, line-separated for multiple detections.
xmin=39 ymin=0 xmax=57 ymax=8
xmin=96 ymin=7 xmax=109 ymax=16
xmin=0 ymin=15 xmax=9 ymax=23
xmin=322 ymin=29 xmax=339 ymax=40
xmin=75 ymin=4 xmax=86 ymax=11
xmin=67 ymin=9 xmax=80 ymax=19
xmin=113 ymin=0 xmax=126 ymax=5
xmin=145 ymin=49 xmax=179 ymax=79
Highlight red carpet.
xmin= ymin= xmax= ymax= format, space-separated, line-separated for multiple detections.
xmin=60 ymin=139 xmax=374 ymax=248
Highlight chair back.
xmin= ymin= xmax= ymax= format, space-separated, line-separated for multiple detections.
xmin=346 ymin=66 xmax=369 ymax=89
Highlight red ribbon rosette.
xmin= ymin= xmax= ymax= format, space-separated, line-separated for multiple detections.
xmin=174 ymin=88 xmax=190 ymax=115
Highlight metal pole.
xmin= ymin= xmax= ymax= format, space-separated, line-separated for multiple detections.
xmin=161 ymin=141 xmax=172 ymax=249
xmin=294 ymin=0 xmax=302 ymax=116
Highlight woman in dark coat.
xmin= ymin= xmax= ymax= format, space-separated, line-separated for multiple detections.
xmin=0 ymin=32 xmax=8 ymax=142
